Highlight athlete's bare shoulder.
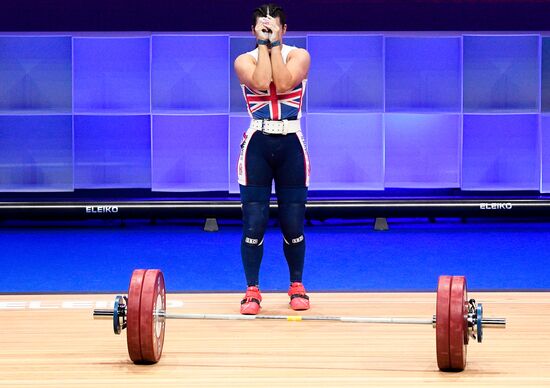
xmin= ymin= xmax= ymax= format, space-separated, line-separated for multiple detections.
xmin=235 ymin=52 xmax=256 ymax=66
xmin=288 ymin=47 xmax=310 ymax=60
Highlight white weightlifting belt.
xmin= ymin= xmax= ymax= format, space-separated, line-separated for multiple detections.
xmin=251 ymin=119 xmax=301 ymax=135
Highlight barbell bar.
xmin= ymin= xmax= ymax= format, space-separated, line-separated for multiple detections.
xmin=94 ymin=310 xmax=505 ymax=327
xmin=92 ymin=269 xmax=506 ymax=371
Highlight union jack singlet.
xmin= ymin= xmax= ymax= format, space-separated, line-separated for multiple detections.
xmin=241 ymin=44 xmax=307 ymax=120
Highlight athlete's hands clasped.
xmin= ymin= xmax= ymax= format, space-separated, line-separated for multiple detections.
xmin=255 ymin=18 xmax=270 ymax=41
xmin=257 ymin=15 xmax=281 ymax=43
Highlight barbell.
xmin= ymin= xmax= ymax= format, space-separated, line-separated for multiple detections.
xmin=93 ymin=269 xmax=506 ymax=371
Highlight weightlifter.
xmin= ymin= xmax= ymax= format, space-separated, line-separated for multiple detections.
xmin=234 ymin=3 xmax=311 ymax=315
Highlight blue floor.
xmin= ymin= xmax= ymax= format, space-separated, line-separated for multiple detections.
xmin=1 ymin=219 xmax=549 ymax=293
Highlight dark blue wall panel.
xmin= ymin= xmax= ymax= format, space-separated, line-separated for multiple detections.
xmin=385 ymin=114 xmax=461 ymax=188
xmin=0 ymin=33 xmax=548 ymax=193
xmin=74 ymin=37 xmax=150 ymax=113
xmin=542 ymin=37 xmax=550 ymax=113
xmin=463 ymin=35 xmax=539 ymax=113
xmin=152 ymin=35 xmax=229 ymax=113
xmin=307 ymin=113 xmax=384 ymax=190
xmin=74 ymin=115 xmax=151 ymax=189
xmin=307 ymin=35 xmax=384 ymax=113
xmin=462 ymin=114 xmax=540 ymax=190
xmin=385 ymin=37 xmax=461 ymax=112
xmin=0 ymin=36 xmax=72 ymax=113
xmin=0 ymin=115 xmax=73 ymax=191
xmin=152 ymin=114 xmax=228 ymax=191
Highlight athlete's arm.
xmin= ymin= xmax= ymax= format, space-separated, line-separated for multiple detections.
xmin=264 ymin=15 xmax=310 ymax=93
xmin=271 ymin=47 xmax=310 ymax=93
xmin=234 ymin=20 xmax=273 ymax=90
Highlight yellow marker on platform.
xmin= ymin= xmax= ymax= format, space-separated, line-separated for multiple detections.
xmin=287 ymin=316 xmax=302 ymax=321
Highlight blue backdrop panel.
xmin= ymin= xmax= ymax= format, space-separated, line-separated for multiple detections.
xmin=307 ymin=35 xmax=383 ymax=112
xmin=462 ymin=114 xmax=540 ymax=190
xmin=542 ymin=37 xmax=550 ymax=112
xmin=74 ymin=115 xmax=151 ymax=189
xmin=73 ymin=37 xmax=150 ymax=113
xmin=307 ymin=113 xmax=383 ymax=190
xmin=229 ymin=36 xmax=307 ymax=114
xmin=542 ymin=115 xmax=550 ymax=193
xmin=0 ymin=115 xmax=73 ymax=191
xmin=385 ymin=114 xmax=461 ymax=188
xmin=0 ymin=36 xmax=71 ymax=113
xmin=385 ymin=36 xmax=461 ymax=112
xmin=151 ymin=114 xmax=228 ymax=191
xmin=152 ymin=35 xmax=229 ymax=113
xmin=463 ymin=35 xmax=540 ymax=113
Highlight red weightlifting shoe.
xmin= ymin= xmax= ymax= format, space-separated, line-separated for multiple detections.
xmin=288 ymin=282 xmax=310 ymax=311
xmin=240 ymin=286 xmax=262 ymax=315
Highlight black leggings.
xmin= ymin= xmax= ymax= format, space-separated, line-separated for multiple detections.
xmin=239 ymin=131 xmax=309 ymax=287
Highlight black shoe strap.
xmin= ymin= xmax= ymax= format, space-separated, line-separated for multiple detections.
xmin=290 ymin=294 xmax=310 ymax=301
xmin=241 ymin=297 xmax=261 ymax=305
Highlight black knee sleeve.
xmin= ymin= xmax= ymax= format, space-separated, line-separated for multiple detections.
xmin=239 ymin=185 xmax=271 ymax=287
xmin=280 ymin=201 xmax=305 ymax=246
xmin=242 ymin=201 xmax=269 ymax=244
xmin=276 ymin=187 xmax=307 ymax=242
xmin=276 ymin=187 xmax=307 ymax=283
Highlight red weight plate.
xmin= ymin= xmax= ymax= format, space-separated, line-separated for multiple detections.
xmin=449 ymin=276 xmax=468 ymax=371
xmin=139 ymin=269 xmax=166 ymax=364
xmin=436 ymin=275 xmax=452 ymax=371
xmin=127 ymin=269 xmax=146 ymax=363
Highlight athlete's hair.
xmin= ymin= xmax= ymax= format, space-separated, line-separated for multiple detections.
xmin=251 ymin=3 xmax=286 ymax=27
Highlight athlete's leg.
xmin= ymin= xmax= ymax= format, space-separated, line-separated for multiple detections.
xmin=274 ymin=131 xmax=309 ymax=283
xmin=240 ymin=185 xmax=271 ymax=287
xmin=274 ymin=131 xmax=311 ymax=310
xmin=238 ymin=130 xmax=273 ymax=314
